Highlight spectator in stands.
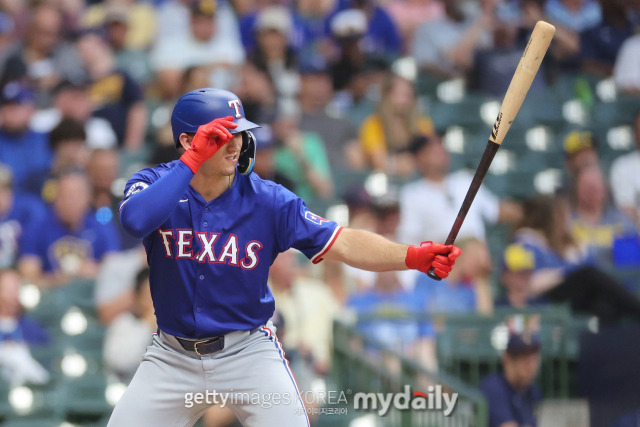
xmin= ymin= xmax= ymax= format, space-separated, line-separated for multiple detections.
xmin=359 ymin=73 xmax=434 ymax=177
xmin=95 ymin=245 xmax=147 ymax=325
xmin=76 ymin=30 xmax=148 ymax=153
xmin=102 ymin=5 xmax=153 ymax=85
xmin=0 ymin=13 xmax=14 ymax=52
xmin=613 ymin=33 xmax=640 ymax=95
xmin=496 ymin=243 xmax=543 ymax=309
xmin=471 ymin=11 xmax=546 ymax=98
xmin=385 ymin=0 xmax=443 ymax=53
xmin=411 ymin=0 xmax=494 ymax=78
xmin=563 ymin=130 xmax=599 ymax=183
xmin=157 ymin=0 xmax=242 ymax=54
xmin=273 ymin=110 xmax=334 ymax=204
xmin=298 ymin=60 xmax=364 ymax=173
xmin=231 ymin=62 xmax=278 ymax=125
xmin=48 ymin=118 xmax=90 ymax=175
xmin=30 ymin=79 xmax=118 ymax=150
xmin=570 ymin=165 xmax=637 ymax=267
xmin=328 ymin=9 xmax=370 ymax=92
xmin=0 ymin=165 xmax=46 ymax=269
xmin=81 ymin=0 xmax=156 ymax=51
xmin=103 ymin=267 xmax=155 ymax=382
xmin=250 ymin=125 xmax=295 ymax=192
xmin=327 ymin=0 xmax=402 ymax=60
xmin=249 ymin=6 xmax=300 ymax=113
xmin=398 ymin=134 xmax=522 ymax=246
xmin=0 ymin=5 xmax=84 ymax=107
xmin=510 ymin=195 xmax=640 ymax=322
xmin=269 ymin=249 xmax=338 ymax=375
xmin=580 ymin=0 xmax=634 ymax=77
xmin=151 ymin=0 xmax=245 ymax=99
xmin=545 ymin=0 xmax=602 ymax=31
xmin=0 ymin=81 xmax=51 ymax=194
xmin=416 ymin=237 xmax=494 ymax=315
xmin=346 ymin=266 xmax=437 ymax=370
xmin=18 ymin=168 xmax=121 ymax=288
xmin=0 ymin=268 xmax=50 ymax=385
xmin=479 ymin=325 xmax=543 ymax=427
xmin=610 ymin=112 xmax=640 ymax=225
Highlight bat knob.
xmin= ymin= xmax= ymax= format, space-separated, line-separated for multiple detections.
xmin=427 ymin=267 xmax=442 ymax=281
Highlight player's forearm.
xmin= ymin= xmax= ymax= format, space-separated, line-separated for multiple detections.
xmin=323 ymin=228 xmax=408 ymax=272
xmin=119 ymin=161 xmax=194 ymax=238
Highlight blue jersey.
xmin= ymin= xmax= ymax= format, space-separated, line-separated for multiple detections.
xmin=21 ymin=206 xmax=121 ymax=272
xmin=0 ymin=194 xmax=47 ymax=269
xmin=119 ymin=160 xmax=341 ymax=339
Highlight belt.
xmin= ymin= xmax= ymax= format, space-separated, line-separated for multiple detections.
xmin=173 ymin=327 xmax=261 ymax=356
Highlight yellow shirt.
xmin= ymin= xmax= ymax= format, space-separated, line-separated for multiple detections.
xmin=359 ymin=114 xmax=434 ymax=157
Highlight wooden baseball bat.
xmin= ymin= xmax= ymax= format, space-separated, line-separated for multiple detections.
xmin=428 ymin=21 xmax=555 ymax=281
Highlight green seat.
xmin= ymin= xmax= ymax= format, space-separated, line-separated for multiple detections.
xmin=59 ymin=375 xmax=112 ymax=422
xmin=431 ymin=95 xmax=490 ymax=131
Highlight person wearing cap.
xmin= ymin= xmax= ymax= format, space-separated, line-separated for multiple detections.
xmin=0 ymin=164 xmax=47 ymax=270
xmin=0 ymin=81 xmax=52 ymax=194
xmin=249 ymin=6 xmax=299 ymax=113
xmin=151 ymin=0 xmax=245 ymax=100
xmin=563 ymin=130 xmax=599 ymax=181
xmin=496 ymin=243 xmax=541 ymax=309
xmin=479 ymin=326 xmax=543 ymax=427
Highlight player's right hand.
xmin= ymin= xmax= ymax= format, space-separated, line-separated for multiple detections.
xmin=405 ymin=241 xmax=462 ymax=279
xmin=180 ymin=116 xmax=238 ymax=173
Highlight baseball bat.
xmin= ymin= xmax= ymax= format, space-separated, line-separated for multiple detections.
xmin=427 ymin=21 xmax=555 ymax=281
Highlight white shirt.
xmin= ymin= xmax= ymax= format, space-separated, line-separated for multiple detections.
xmin=397 ymin=170 xmax=500 ymax=245
xmin=614 ymin=35 xmax=640 ymax=92
xmin=103 ymin=312 xmax=154 ymax=381
xmin=610 ymin=151 xmax=640 ymax=213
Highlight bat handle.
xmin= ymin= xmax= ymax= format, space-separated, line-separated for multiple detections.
xmin=427 ymin=268 xmax=442 ymax=281
xmin=426 ymin=234 xmax=458 ymax=281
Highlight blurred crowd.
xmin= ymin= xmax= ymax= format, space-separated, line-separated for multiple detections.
xmin=0 ymin=0 xmax=640 ymax=425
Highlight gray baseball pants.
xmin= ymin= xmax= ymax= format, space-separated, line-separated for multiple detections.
xmin=107 ymin=322 xmax=310 ymax=427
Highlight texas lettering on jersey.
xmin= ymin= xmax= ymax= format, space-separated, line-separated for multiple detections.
xmin=157 ymin=228 xmax=263 ymax=269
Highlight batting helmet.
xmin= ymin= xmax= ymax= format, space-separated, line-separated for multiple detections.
xmin=171 ymin=88 xmax=260 ymax=175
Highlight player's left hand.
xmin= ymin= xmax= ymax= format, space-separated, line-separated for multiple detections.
xmin=405 ymin=241 xmax=462 ymax=279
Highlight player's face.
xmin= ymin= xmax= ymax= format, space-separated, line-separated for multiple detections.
xmin=201 ymin=133 xmax=243 ymax=177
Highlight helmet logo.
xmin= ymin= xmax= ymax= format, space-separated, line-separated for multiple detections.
xmin=228 ymin=100 xmax=243 ymax=119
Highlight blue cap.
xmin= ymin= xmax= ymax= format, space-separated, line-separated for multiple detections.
xmin=1 ymin=81 xmax=35 ymax=106
xmin=171 ymin=88 xmax=260 ymax=146
xmin=506 ymin=332 xmax=541 ymax=355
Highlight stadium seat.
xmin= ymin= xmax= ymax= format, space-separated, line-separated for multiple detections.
xmin=431 ymin=95 xmax=490 ymax=131
xmin=59 ymin=375 xmax=111 ymax=423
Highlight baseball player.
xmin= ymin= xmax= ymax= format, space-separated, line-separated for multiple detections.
xmin=110 ymin=88 xmax=462 ymax=427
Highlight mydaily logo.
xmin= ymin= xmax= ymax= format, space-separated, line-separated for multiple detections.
xmin=353 ymin=385 xmax=458 ymax=416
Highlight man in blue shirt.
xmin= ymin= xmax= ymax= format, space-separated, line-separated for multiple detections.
xmin=109 ymin=88 xmax=462 ymax=426
xmin=18 ymin=168 xmax=121 ymax=288
xmin=0 ymin=82 xmax=52 ymax=194
xmin=479 ymin=331 xmax=543 ymax=427
xmin=0 ymin=164 xmax=47 ymax=269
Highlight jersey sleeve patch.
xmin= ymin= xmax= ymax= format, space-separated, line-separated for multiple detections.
xmin=125 ymin=182 xmax=149 ymax=198
xmin=304 ymin=211 xmax=328 ymax=226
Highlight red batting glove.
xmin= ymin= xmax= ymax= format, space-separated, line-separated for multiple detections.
xmin=405 ymin=241 xmax=462 ymax=279
xmin=180 ymin=116 xmax=238 ymax=173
